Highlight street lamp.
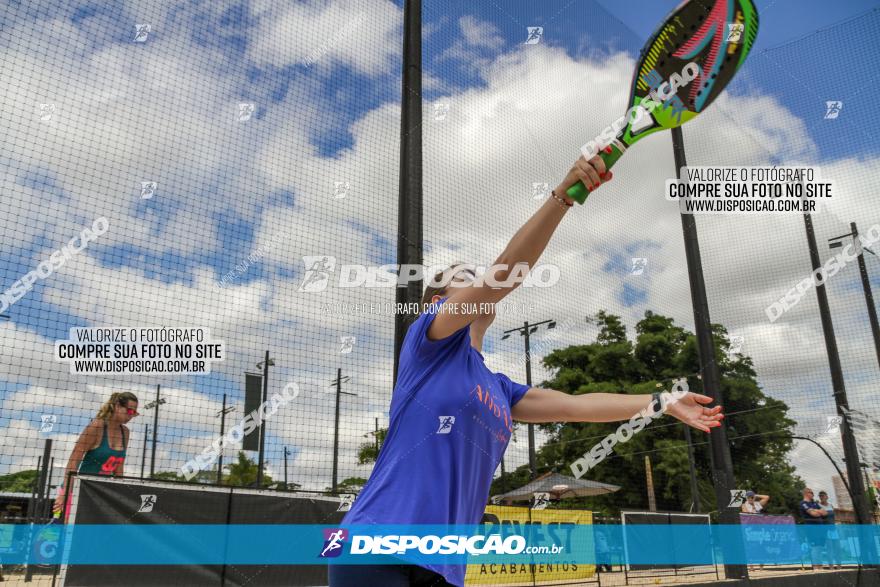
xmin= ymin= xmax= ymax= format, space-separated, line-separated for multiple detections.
xmin=328 ymin=369 xmax=356 ymax=493
xmin=140 ymin=424 xmax=150 ymax=479
xmin=143 ymin=386 xmax=167 ymax=477
xmin=216 ymin=394 xmax=235 ymax=483
xmin=502 ymin=318 xmax=556 ymax=480
xmin=255 ymin=352 xmax=275 ymax=487
xmin=828 ymin=222 xmax=880 ymax=372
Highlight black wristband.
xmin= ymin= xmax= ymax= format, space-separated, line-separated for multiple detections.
xmin=649 ymin=392 xmax=664 ymax=416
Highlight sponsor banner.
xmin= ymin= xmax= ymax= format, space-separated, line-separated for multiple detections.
xmin=2 ymin=524 xmax=879 ymax=565
xmin=466 ymin=506 xmax=594 ymax=585
xmin=739 ymin=514 xmax=801 ymax=564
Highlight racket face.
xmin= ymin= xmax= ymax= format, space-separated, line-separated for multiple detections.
xmin=621 ymin=0 xmax=759 ymax=147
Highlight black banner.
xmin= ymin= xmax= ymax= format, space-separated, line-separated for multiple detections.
xmin=622 ymin=511 xmax=711 ymax=572
xmin=62 ymin=476 xmax=346 ymax=587
xmin=223 ymin=491 xmax=345 ymax=586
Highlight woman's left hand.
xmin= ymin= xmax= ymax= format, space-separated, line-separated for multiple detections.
xmin=665 ymin=392 xmax=724 ymax=433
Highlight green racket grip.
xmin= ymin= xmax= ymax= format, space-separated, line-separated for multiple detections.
xmin=565 ymin=140 xmax=626 ymax=204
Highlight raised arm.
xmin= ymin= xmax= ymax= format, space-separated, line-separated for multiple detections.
xmin=427 ymin=156 xmax=610 ymax=341
xmin=510 ymin=387 xmax=723 ymax=433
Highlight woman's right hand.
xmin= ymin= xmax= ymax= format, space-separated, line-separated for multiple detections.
xmin=554 ymin=152 xmax=612 ymax=198
xmin=53 ymin=492 xmax=65 ymax=514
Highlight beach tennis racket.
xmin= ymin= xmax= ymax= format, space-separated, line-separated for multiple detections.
xmin=567 ymin=0 xmax=759 ymax=204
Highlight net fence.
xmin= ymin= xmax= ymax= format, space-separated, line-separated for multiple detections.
xmin=1 ymin=0 xmax=878 ymax=583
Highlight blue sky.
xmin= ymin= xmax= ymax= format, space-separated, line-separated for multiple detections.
xmin=596 ymin=0 xmax=879 ymax=51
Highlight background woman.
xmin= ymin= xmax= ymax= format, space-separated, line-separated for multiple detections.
xmin=53 ymin=392 xmax=139 ymax=518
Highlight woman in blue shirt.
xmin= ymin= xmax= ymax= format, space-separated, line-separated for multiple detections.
xmin=331 ymin=154 xmax=724 ymax=587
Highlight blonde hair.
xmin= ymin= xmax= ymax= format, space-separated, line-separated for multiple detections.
xmin=96 ymin=392 xmax=139 ymax=422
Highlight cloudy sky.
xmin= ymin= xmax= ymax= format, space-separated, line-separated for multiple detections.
xmin=1 ymin=0 xmax=878 ymax=508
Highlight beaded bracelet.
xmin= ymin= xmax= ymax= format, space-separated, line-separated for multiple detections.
xmin=550 ymin=190 xmax=573 ymax=209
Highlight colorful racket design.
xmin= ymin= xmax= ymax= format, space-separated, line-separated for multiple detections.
xmin=567 ymin=0 xmax=759 ymax=203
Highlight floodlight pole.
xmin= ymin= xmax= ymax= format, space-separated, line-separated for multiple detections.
xmin=672 ymin=127 xmax=746 ymax=580
xmin=329 ymin=369 xmax=356 ymax=493
xmin=802 ymin=214 xmax=873 ymax=528
xmin=503 ymin=319 xmax=556 ymax=480
xmin=393 ymin=0 xmax=423 ymax=387
xmin=828 ymin=222 xmax=880 ymax=372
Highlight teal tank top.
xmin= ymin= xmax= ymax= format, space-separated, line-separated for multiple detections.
xmin=79 ymin=421 xmax=126 ymax=476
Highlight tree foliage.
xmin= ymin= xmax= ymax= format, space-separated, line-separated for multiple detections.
xmin=357 ymin=427 xmax=388 ymax=465
xmin=0 ymin=469 xmax=39 ymax=493
xmin=491 ymin=310 xmax=804 ymax=517
xmin=330 ymin=477 xmax=369 ymax=493
xmin=224 ymin=451 xmax=273 ymax=488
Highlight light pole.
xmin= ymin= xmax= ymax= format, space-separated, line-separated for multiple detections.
xmin=800 ymin=212 xmax=874 ymax=527
xmin=682 ymin=423 xmax=702 ymax=513
xmin=362 ymin=418 xmax=381 ymax=456
xmin=798 ymin=208 xmax=875 ymax=538
xmin=143 ymin=385 xmax=166 ymax=478
xmin=328 ymin=369 xmax=356 ymax=493
xmin=140 ymin=424 xmax=150 ymax=479
xmin=216 ymin=394 xmax=234 ymax=484
xmin=672 ymin=127 xmax=745 ymax=580
xmin=255 ymin=351 xmax=275 ymax=487
xmin=502 ymin=319 xmax=556 ymax=480
xmin=828 ymin=222 xmax=880 ymax=371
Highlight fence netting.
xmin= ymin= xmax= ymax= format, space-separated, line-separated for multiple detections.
xmin=1 ymin=0 xmax=878 ymax=584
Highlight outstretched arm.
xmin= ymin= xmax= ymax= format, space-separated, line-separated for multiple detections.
xmin=511 ymin=387 xmax=723 ymax=433
xmin=427 ymin=155 xmax=611 ymax=341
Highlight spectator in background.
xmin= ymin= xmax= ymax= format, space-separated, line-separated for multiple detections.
xmin=594 ymin=528 xmax=612 ymax=573
xmin=799 ymin=487 xmax=827 ymax=569
xmin=818 ymin=490 xmax=842 ymax=569
xmin=741 ymin=490 xmax=770 ymax=514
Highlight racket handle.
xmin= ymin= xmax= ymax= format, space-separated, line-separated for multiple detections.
xmin=565 ymin=140 xmax=626 ymax=204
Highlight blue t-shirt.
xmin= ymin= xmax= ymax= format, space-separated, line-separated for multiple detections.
xmin=342 ymin=297 xmax=531 ymax=586
xmin=799 ymin=499 xmax=823 ymax=523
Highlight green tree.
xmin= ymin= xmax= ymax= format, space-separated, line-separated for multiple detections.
xmin=225 ymin=451 xmax=273 ymax=488
xmin=328 ymin=477 xmax=368 ymax=493
xmin=272 ymin=481 xmax=302 ymax=491
xmin=0 ymin=470 xmax=39 ymax=493
xmin=357 ymin=428 xmax=387 ymax=465
xmin=150 ymin=470 xmax=219 ymax=484
xmin=493 ymin=310 xmax=804 ymax=516
xmin=150 ymin=471 xmax=187 ymax=482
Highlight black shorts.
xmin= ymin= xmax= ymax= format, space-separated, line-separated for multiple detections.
xmin=329 ymin=563 xmax=455 ymax=587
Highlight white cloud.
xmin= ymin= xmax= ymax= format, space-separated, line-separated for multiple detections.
xmin=248 ymin=0 xmax=401 ymax=75
xmin=2 ymin=4 xmax=877 ymax=498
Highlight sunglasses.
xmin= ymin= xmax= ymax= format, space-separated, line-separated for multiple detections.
xmin=121 ymin=406 xmax=140 ymax=416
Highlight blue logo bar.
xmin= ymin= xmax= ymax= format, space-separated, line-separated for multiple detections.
xmin=0 ymin=524 xmax=877 ymax=565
